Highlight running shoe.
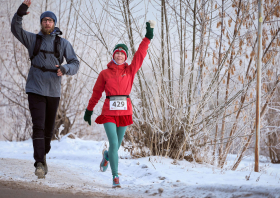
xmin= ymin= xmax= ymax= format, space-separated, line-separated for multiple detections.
xmin=35 ymin=162 xmax=45 ymax=179
xmin=112 ymin=176 xmax=121 ymax=188
xmin=100 ymin=149 xmax=109 ymax=172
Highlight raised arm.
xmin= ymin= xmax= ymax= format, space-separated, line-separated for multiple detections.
xmin=130 ymin=20 xmax=156 ymax=76
xmin=11 ymin=0 xmax=35 ymax=49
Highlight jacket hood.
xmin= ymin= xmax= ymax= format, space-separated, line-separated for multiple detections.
xmin=51 ymin=27 xmax=63 ymax=35
xmin=107 ymin=60 xmax=127 ymax=70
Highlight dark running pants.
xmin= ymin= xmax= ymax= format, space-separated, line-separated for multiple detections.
xmin=27 ymin=93 xmax=60 ymax=167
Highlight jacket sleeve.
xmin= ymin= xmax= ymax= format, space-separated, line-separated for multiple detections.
xmin=87 ymin=71 xmax=106 ymax=111
xmin=11 ymin=13 xmax=35 ymax=49
xmin=62 ymin=40 xmax=80 ymax=75
xmin=130 ymin=37 xmax=150 ymax=76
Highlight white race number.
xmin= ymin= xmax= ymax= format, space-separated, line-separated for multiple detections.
xmin=109 ymin=96 xmax=127 ymax=110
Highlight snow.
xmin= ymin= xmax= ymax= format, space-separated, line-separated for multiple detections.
xmin=0 ymin=136 xmax=279 ymax=198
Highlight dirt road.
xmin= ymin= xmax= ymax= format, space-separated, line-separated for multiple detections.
xmin=0 ymin=180 xmax=112 ymax=198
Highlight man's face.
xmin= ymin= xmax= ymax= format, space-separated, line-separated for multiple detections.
xmin=41 ymin=17 xmax=55 ymax=35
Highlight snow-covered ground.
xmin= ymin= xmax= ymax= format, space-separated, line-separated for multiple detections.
xmin=0 ymin=136 xmax=279 ymax=198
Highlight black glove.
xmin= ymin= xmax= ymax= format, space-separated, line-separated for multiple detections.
xmin=60 ymin=66 xmax=66 ymax=75
xmin=84 ymin=109 xmax=93 ymax=126
xmin=17 ymin=3 xmax=29 ymax=17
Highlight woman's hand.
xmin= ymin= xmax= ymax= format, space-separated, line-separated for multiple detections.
xmin=145 ymin=20 xmax=156 ymax=40
xmin=84 ymin=109 xmax=93 ymax=126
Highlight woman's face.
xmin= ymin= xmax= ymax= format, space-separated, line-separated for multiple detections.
xmin=114 ymin=52 xmax=126 ymax=65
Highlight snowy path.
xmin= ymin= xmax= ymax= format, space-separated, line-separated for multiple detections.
xmin=0 ymin=158 xmax=127 ymax=197
xmin=0 ymin=137 xmax=279 ymax=198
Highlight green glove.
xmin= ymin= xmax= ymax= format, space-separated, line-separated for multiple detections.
xmin=145 ymin=20 xmax=156 ymax=40
xmin=84 ymin=109 xmax=93 ymax=126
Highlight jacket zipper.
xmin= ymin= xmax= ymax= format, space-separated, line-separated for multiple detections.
xmin=117 ymin=67 xmax=119 ymax=116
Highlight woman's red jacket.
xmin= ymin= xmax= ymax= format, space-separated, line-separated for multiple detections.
xmin=87 ymin=37 xmax=150 ymax=116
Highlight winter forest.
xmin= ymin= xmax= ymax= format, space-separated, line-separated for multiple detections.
xmin=1 ymin=0 xmax=280 ymax=173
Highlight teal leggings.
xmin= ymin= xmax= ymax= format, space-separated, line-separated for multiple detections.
xmin=103 ymin=122 xmax=127 ymax=177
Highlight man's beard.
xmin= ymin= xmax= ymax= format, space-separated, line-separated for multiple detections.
xmin=41 ymin=25 xmax=55 ymax=35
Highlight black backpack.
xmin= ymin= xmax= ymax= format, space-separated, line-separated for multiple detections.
xmin=30 ymin=34 xmax=61 ymax=65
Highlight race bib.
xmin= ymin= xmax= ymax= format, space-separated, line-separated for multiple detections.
xmin=109 ymin=96 xmax=127 ymax=110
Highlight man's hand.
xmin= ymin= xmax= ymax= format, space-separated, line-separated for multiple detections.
xmin=56 ymin=65 xmax=65 ymax=76
xmin=17 ymin=0 xmax=31 ymax=16
xmin=23 ymin=0 xmax=32 ymax=7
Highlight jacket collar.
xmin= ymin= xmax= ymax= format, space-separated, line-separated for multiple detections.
xmin=107 ymin=60 xmax=127 ymax=70
xmin=38 ymin=27 xmax=63 ymax=37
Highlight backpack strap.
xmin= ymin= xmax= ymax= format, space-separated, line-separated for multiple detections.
xmin=30 ymin=34 xmax=61 ymax=65
xmin=30 ymin=34 xmax=42 ymax=61
xmin=54 ymin=35 xmax=61 ymax=65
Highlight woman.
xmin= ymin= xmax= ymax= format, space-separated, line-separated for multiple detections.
xmin=84 ymin=20 xmax=155 ymax=188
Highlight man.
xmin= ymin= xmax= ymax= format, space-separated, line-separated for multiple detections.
xmin=11 ymin=0 xmax=79 ymax=179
